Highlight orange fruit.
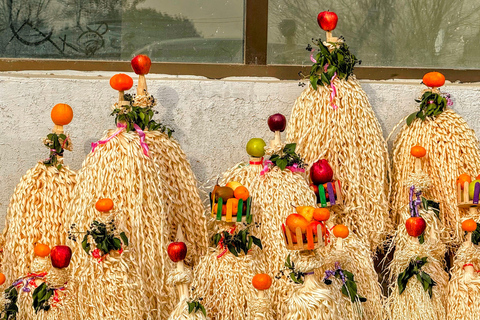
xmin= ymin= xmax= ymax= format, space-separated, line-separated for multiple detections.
xmin=51 ymin=103 xmax=73 ymax=126
xmin=462 ymin=219 xmax=477 ymax=232
xmin=422 ymin=72 xmax=445 ymax=88
xmin=333 ymin=224 xmax=349 ymax=238
xmin=34 ymin=243 xmax=51 ymax=257
xmin=313 ymin=208 xmax=330 ymax=221
xmin=230 ymin=198 xmax=239 ymax=214
xmin=477 ymin=174 xmax=480 ymax=180
xmin=410 ymin=145 xmax=426 ymax=158
xmin=457 ymin=174 xmax=472 ymax=190
xmin=95 ymin=198 xmax=114 ymax=212
xmin=234 ymin=186 xmax=249 ymax=201
xmin=252 ymin=273 xmax=272 ymax=290
xmin=214 ymin=203 xmax=227 ymax=216
xmin=286 ymin=214 xmax=310 ymax=234
xmin=0 ymin=273 xmax=5 ymax=285
xmin=109 ymin=73 xmax=133 ymax=91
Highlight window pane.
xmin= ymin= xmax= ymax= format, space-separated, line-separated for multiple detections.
xmin=268 ymin=0 xmax=480 ymax=68
xmin=0 ymin=0 xmax=244 ymax=63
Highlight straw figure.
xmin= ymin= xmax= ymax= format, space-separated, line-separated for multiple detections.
xmin=389 ymin=71 xmax=480 ymax=244
xmin=0 ymin=244 xmax=75 ymax=320
xmin=285 ymin=11 xmax=390 ymax=250
xmin=316 ymin=223 xmax=387 ymax=320
xmin=167 ymin=226 xmax=209 ymax=320
xmin=65 ymin=71 xmax=172 ymax=318
xmin=248 ymin=273 xmax=274 ymax=320
xmin=447 ymin=218 xmax=480 ymax=319
xmin=130 ymin=54 xmax=208 ymax=265
xmin=1 ymin=104 xmax=76 ymax=285
xmin=192 ymin=221 xmax=262 ymax=320
xmin=386 ymin=151 xmax=448 ymax=320
xmin=66 ymin=199 xmax=147 ymax=319
xmin=221 ymin=115 xmax=319 ymax=317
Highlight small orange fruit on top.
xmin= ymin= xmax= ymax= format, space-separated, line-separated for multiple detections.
xmin=422 ymin=72 xmax=445 ymax=88
xmin=462 ymin=219 xmax=477 ymax=232
xmin=34 ymin=243 xmax=51 ymax=257
xmin=333 ymin=224 xmax=349 ymax=238
xmin=411 ymin=145 xmax=426 ymax=158
xmin=313 ymin=208 xmax=330 ymax=221
xmin=110 ymin=73 xmax=133 ymax=91
xmin=0 ymin=273 xmax=5 ymax=286
xmin=252 ymin=273 xmax=272 ymax=290
xmin=234 ymin=186 xmax=249 ymax=201
xmin=457 ymin=174 xmax=472 ymax=190
xmin=95 ymin=198 xmax=114 ymax=212
xmin=51 ymin=103 xmax=73 ymax=126
xmin=286 ymin=214 xmax=310 ymax=234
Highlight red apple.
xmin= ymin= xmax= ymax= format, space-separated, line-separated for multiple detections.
xmin=50 ymin=245 xmax=72 ymax=269
xmin=405 ymin=217 xmax=426 ymax=237
xmin=308 ymin=220 xmax=326 ymax=237
xmin=317 ymin=11 xmax=338 ymax=32
xmin=267 ymin=113 xmax=287 ymax=132
xmin=310 ymin=159 xmax=334 ymax=185
xmin=131 ymin=54 xmax=152 ymax=75
xmin=167 ymin=242 xmax=187 ymax=262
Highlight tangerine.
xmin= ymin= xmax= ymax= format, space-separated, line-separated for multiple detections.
xmin=34 ymin=243 xmax=51 ymax=257
xmin=214 ymin=203 xmax=227 ymax=216
xmin=234 ymin=186 xmax=249 ymax=201
xmin=457 ymin=174 xmax=472 ymax=190
xmin=252 ymin=273 xmax=272 ymax=290
xmin=51 ymin=103 xmax=73 ymax=126
xmin=95 ymin=198 xmax=114 ymax=212
xmin=109 ymin=73 xmax=133 ymax=91
xmin=410 ymin=145 xmax=426 ymax=158
xmin=462 ymin=219 xmax=477 ymax=232
xmin=0 ymin=273 xmax=5 ymax=285
xmin=313 ymin=208 xmax=330 ymax=221
xmin=422 ymin=72 xmax=445 ymax=88
xmin=333 ymin=224 xmax=349 ymax=238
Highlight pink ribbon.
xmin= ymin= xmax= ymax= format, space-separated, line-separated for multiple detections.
xmin=133 ymin=124 xmax=150 ymax=157
xmin=286 ymin=163 xmax=305 ymax=173
xmin=330 ymin=72 xmax=338 ymax=109
xmin=91 ymin=123 xmax=127 ymax=152
xmin=260 ymin=160 xmax=273 ymax=176
xmin=310 ymin=53 xmax=317 ymax=63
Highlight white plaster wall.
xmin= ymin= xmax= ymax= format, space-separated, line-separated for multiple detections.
xmin=1 ymin=71 xmax=480 ymax=229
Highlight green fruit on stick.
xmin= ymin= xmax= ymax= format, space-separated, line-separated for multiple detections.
xmin=246 ymin=138 xmax=266 ymax=157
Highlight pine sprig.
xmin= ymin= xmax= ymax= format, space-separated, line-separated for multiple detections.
xmin=406 ymin=91 xmax=448 ymax=126
xmin=307 ymin=37 xmax=360 ymax=90
xmin=1 ymin=286 xmax=18 ymax=320
xmin=269 ymin=143 xmax=305 ymax=171
xmin=397 ymin=257 xmax=436 ymax=298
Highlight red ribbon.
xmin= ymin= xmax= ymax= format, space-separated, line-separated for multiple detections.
xmin=91 ymin=123 xmax=127 ymax=152
xmin=249 ymin=157 xmax=264 ymax=165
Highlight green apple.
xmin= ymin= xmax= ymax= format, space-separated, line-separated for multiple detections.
xmin=469 ymin=179 xmax=480 ymax=200
xmin=246 ymin=138 xmax=266 ymax=157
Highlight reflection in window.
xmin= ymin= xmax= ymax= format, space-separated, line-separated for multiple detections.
xmin=0 ymin=0 xmax=244 ymax=63
xmin=268 ymin=0 xmax=480 ymax=68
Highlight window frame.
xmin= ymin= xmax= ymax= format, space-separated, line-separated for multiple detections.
xmin=0 ymin=0 xmax=478 ymax=82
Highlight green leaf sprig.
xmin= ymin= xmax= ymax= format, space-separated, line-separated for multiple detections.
xmin=306 ymin=37 xmax=360 ymax=90
xmin=32 ymin=283 xmax=54 ymax=313
xmin=269 ymin=143 xmax=306 ymax=171
xmin=69 ymin=220 xmax=128 ymax=259
xmin=277 ymin=254 xmax=306 ymax=284
xmin=471 ymin=222 xmax=480 ymax=245
xmin=421 ymin=197 xmax=440 ymax=219
xmin=187 ymin=299 xmax=206 ymax=317
xmin=212 ymin=225 xmax=262 ymax=257
xmin=1 ymin=286 xmax=18 ymax=320
xmin=406 ymin=91 xmax=449 ymax=126
xmin=323 ymin=263 xmax=366 ymax=303
xmin=111 ymin=94 xmax=174 ymax=137
xmin=397 ymin=257 xmax=436 ymax=298
xmin=42 ymin=133 xmax=72 ymax=171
